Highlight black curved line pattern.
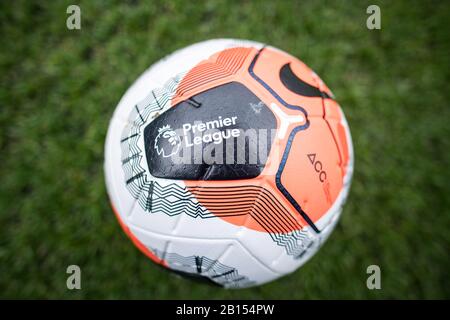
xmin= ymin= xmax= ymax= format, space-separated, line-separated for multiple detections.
xmin=275 ymin=126 xmax=320 ymax=233
xmin=280 ymin=63 xmax=332 ymax=99
xmin=151 ymin=248 xmax=255 ymax=288
xmin=248 ymin=47 xmax=320 ymax=233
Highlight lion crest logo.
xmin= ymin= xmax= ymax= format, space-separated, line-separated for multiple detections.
xmin=154 ymin=125 xmax=181 ymax=158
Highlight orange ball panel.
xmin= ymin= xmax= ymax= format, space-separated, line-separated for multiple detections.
xmin=280 ymin=118 xmax=343 ymax=223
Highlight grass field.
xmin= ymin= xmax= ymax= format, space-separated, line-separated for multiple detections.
xmin=0 ymin=0 xmax=449 ymax=299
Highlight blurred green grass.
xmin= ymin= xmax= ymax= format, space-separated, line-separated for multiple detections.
xmin=0 ymin=0 xmax=449 ymax=299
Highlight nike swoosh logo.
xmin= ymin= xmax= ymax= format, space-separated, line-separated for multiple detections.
xmin=280 ymin=63 xmax=332 ymax=99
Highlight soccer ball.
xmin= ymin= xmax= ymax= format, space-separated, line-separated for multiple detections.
xmin=104 ymin=39 xmax=353 ymax=288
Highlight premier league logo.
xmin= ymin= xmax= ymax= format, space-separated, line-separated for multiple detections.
xmin=154 ymin=125 xmax=181 ymax=158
